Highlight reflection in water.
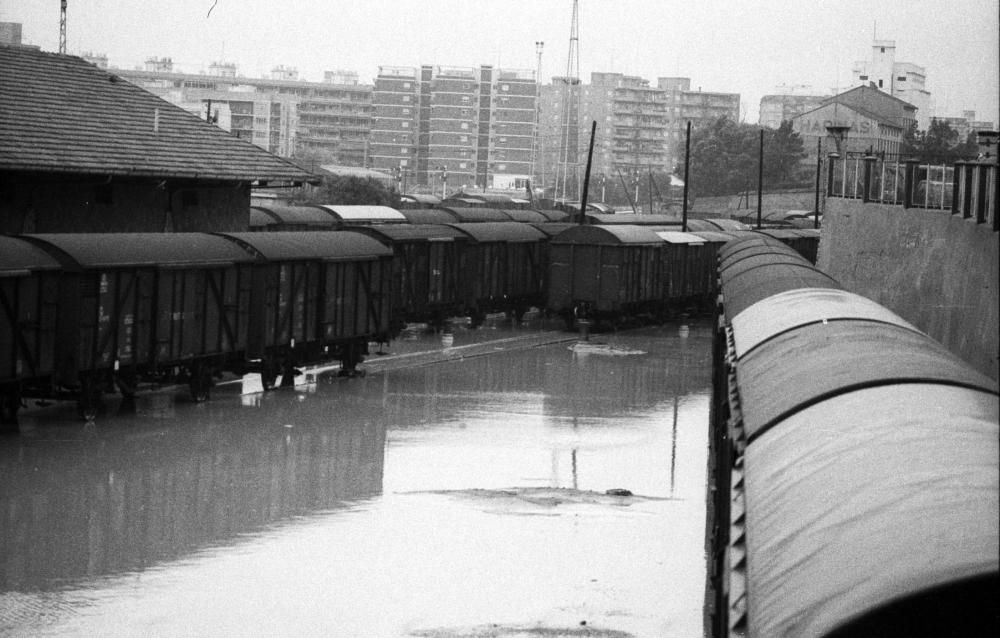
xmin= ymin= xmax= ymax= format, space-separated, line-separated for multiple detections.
xmin=0 ymin=392 xmax=386 ymax=592
xmin=0 ymin=321 xmax=712 ymax=638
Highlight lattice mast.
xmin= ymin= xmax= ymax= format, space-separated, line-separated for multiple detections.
xmin=59 ymin=0 xmax=67 ymax=54
xmin=556 ymin=0 xmax=581 ymax=201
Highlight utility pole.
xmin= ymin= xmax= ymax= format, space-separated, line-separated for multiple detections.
xmin=533 ymin=41 xmax=544 ymax=199
xmin=59 ymin=0 xmax=67 ymax=55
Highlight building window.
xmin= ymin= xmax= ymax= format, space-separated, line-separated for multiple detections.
xmin=897 ymin=76 xmax=906 ymax=81
xmin=859 ymin=75 xmax=868 ymax=80
xmin=459 ymin=162 xmax=467 ymax=169
xmin=402 ymin=95 xmax=411 ymax=102
xmin=403 ymin=82 xmax=411 ymax=88
xmin=461 ymin=122 xmax=469 ymax=129
xmin=878 ymin=79 xmax=883 ymax=88
xmin=502 ymin=84 xmax=509 ymax=91
xmin=402 ymin=121 xmax=409 ymax=128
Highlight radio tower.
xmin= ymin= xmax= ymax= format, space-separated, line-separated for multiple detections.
xmin=59 ymin=0 xmax=67 ymax=54
xmin=556 ymin=0 xmax=581 ymax=202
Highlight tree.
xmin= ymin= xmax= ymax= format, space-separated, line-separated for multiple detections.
xmin=683 ymin=117 xmax=809 ymax=197
xmin=296 ymin=175 xmax=400 ymax=207
xmin=899 ymin=119 xmax=978 ymax=163
xmin=763 ymin=120 xmax=807 ymax=186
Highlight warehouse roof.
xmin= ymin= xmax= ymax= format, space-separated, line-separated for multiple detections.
xmin=0 ymin=45 xmax=314 ymax=185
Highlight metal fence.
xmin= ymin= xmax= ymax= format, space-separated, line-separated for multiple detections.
xmin=827 ymin=153 xmax=998 ymax=231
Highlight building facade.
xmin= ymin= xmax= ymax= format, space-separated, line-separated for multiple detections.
xmin=116 ymin=60 xmax=373 ymax=167
xmin=658 ymin=77 xmax=740 ymax=171
xmin=370 ymin=64 xmax=537 ymax=192
xmin=759 ymin=89 xmax=828 ymax=130
xmin=852 ymin=40 xmax=932 ymax=129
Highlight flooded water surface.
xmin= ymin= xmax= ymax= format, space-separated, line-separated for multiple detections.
xmin=0 ymin=320 xmax=712 ymax=638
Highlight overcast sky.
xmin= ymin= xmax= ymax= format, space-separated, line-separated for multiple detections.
xmin=4 ymin=0 xmax=998 ymax=124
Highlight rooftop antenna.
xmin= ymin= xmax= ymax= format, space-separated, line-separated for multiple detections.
xmin=59 ymin=0 xmax=67 ymax=54
xmin=556 ymin=0 xmax=581 ymax=202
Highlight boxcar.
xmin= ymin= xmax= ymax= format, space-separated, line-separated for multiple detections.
xmin=216 ymin=231 xmax=393 ymax=385
xmin=317 ymin=205 xmax=408 ymax=227
xmin=654 ymin=230 xmax=711 ymax=306
xmin=397 ymin=208 xmax=460 ymax=225
xmin=23 ymin=233 xmax=258 ymax=416
xmin=547 ymin=224 xmax=666 ymax=328
xmin=0 ymin=236 xmax=63 ymax=424
xmin=351 ymin=224 xmax=470 ymax=329
xmin=440 ymin=207 xmax=511 ymax=223
xmin=448 ymin=222 xmax=548 ymax=322
xmin=250 ymin=203 xmax=338 ymax=231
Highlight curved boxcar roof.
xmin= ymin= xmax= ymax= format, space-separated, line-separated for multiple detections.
xmin=682 ymin=219 xmax=719 ymax=232
xmin=741 ymin=383 xmax=999 ymax=637
xmin=719 ymin=240 xmax=800 ymax=271
xmin=706 ymin=218 xmax=751 ymax=231
xmin=531 ymin=208 xmax=571 ymax=221
xmin=317 ymin=205 xmax=407 ymax=223
xmin=249 ymin=207 xmax=279 ymax=229
xmin=440 ymin=207 xmax=510 ymax=222
xmin=721 ymin=262 xmax=842 ymax=320
xmin=0 ymin=235 xmax=64 ymax=274
xmin=398 ymin=208 xmax=459 ymax=224
xmin=551 ymin=224 xmax=667 ymax=245
xmin=730 ymin=288 xmax=919 ymax=358
xmin=586 ymin=213 xmax=681 ymax=226
xmin=252 ymin=204 xmax=335 ymax=226
xmin=502 ymin=209 xmax=549 ymax=223
xmin=688 ymin=230 xmax=737 ymax=243
xmin=218 ymin=231 xmax=392 ymax=261
xmin=530 ymin=222 xmax=577 ymax=238
xmin=736 ymin=320 xmax=999 ymax=442
xmin=24 ymin=233 xmax=258 ymax=268
xmin=448 ymin=222 xmax=547 ymax=243
xmin=352 ymin=224 xmax=466 ymax=243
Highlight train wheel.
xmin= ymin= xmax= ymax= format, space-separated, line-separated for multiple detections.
xmin=1 ymin=390 xmax=21 ymax=427
xmin=260 ymin=359 xmax=280 ymax=391
xmin=188 ymin=366 xmax=212 ymax=402
xmin=77 ymin=375 xmax=103 ymax=422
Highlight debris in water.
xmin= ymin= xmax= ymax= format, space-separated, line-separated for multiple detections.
xmin=569 ymin=342 xmax=646 ymax=356
xmin=605 ymin=488 xmax=633 ymax=497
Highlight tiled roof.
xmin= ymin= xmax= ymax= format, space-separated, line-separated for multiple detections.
xmin=0 ymin=45 xmax=314 ymax=184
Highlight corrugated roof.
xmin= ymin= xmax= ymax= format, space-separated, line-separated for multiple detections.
xmin=353 ymin=224 xmax=466 ymax=243
xmin=655 ymin=231 xmax=706 ymax=244
xmin=0 ymin=46 xmax=313 ymax=184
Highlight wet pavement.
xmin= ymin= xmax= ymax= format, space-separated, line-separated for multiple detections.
xmin=0 ymin=317 xmax=713 ymax=638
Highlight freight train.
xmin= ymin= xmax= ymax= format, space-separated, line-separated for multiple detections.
xmin=1 ymin=211 xmax=819 ymax=425
xmin=709 ymin=235 xmax=999 ymax=637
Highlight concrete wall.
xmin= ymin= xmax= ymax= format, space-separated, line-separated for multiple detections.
xmin=818 ymin=198 xmax=999 ymax=380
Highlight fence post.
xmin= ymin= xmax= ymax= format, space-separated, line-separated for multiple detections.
xmin=975 ymin=162 xmax=989 ymax=224
xmin=952 ymin=161 xmax=963 ymax=216
xmin=827 ymin=153 xmax=839 ymax=197
xmin=862 ymin=155 xmax=877 ymax=203
xmin=903 ymin=158 xmax=920 ymax=209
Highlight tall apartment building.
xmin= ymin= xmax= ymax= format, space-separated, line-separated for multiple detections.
xmin=658 ymin=77 xmax=740 ymax=171
xmin=116 ymin=60 xmax=372 ymax=166
xmin=538 ymin=77 xmax=582 ymax=199
xmin=852 ymin=40 xmax=931 ymax=129
xmin=580 ymin=72 xmax=669 ymax=181
xmin=933 ymin=110 xmax=995 ymax=142
xmin=370 ymin=64 xmax=536 ymax=191
xmin=759 ymin=85 xmax=828 ymax=129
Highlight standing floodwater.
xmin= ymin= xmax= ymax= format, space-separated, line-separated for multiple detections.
xmin=0 ymin=321 xmax=712 ymax=638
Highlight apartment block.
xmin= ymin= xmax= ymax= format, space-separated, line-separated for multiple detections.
xmin=658 ymin=77 xmax=740 ymax=171
xmin=371 ymin=64 xmax=537 ymax=191
xmin=116 ymin=60 xmax=372 ymax=166
xmin=538 ymin=78 xmax=582 ymax=199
